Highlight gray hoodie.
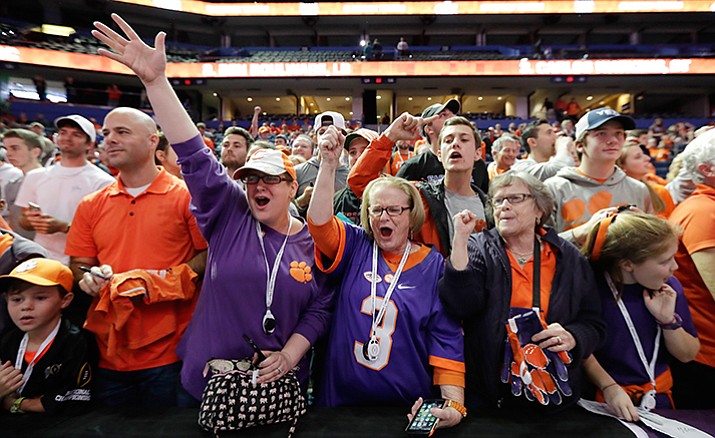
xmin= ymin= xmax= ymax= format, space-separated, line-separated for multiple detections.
xmin=545 ymin=166 xmax=651 ymax=232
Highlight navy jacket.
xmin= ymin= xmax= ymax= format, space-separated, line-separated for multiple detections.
xmin=439 ymin=227 xmax=605 ymax=411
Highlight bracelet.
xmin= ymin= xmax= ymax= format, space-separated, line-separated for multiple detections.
xmin=446 ymin=399 xmax=467 ymax=418
xmin=657 ymin=312 xmax=683 ymax=330
xmin=10 ymin=396 xmax=26 ymax=414
xmin=601 ymin=382 xmax=619 ymax=392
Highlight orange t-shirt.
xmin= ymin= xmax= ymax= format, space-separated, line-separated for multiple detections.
xmin=66 ymin=169 xmax=207 ymax=371
xmin=669 ymin=184 xmax=715 ymax=368
xmin=648 ymin=182 xmax=675 ymax=218
xmin=383 ymin=150 xmax=414 ymax=176
xmin=644 ymin=173 xmax=668 ymax=186
xmin=507 ymin=241 xmax=557 ymax=315
xmin=487 ymin=162 xmax=509 ymax=181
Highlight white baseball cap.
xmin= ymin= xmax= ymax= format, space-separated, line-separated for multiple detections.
xmin=54 ymin=114 xmax=96 ymax=144
xmin=314 ymin=111 xmax=347 ymax=133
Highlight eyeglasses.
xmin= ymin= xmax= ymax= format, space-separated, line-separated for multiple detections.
xmin=368 ymin=205 xmax=411 ymax=217
xmin=242 ymin=174 xmax=292 ymax=185
xmin=491 ymin=193 xmax=533 ymax=207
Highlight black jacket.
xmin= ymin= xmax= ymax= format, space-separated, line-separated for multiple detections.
xmin=439 ymin=227 xmax=605 ymax=411
xmin=0 ymin=319 xmax=96 ymax=415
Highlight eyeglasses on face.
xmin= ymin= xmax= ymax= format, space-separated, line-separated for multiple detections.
xmin=368 ymin=205 xmax=411 ymax=217
xmin=242 ymin=174 xmax=291 ymax=185
xmin=490 ymin=193 xmax=533 ymax=207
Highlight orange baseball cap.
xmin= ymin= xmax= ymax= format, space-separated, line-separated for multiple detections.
xmin=233 ymin=148 xmax=296 ymax=181
xmin=0 ymin=258 xmax=74 ymax=293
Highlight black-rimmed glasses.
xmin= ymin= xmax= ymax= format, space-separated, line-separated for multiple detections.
xmin=368 ymin=205 xmax=411 ymax=217
xmin=242 ymin=175 xmax=292 ymax=185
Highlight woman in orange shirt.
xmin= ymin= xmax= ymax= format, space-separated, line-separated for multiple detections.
xmin=617 ymin=142 xmax=675 ymax=218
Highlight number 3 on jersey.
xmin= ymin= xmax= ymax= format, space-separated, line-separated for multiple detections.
xmin=354 ymin=296 xmax=397 ymax=370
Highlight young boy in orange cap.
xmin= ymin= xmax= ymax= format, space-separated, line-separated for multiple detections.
xmin=0 ymin=258 xmax=94 ymax=414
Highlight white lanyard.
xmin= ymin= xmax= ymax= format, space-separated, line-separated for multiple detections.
xmin=15 ymin=319 xmax=61 ymax=395
xmin=605 ymin=274 xmax=660 ymax=391
xmin=256 ymin=217 xmax=292 ymax=334
xmin=369 ymin=240 xmax=411 ymax=338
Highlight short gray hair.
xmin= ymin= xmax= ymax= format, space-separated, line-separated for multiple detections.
xmin=488 ymin=171 xmax=554 ymax=225
xmin=680 ymin=128 xmax=715 ymax=184
xmin=491 ymin=133 xmax=519 ymax=156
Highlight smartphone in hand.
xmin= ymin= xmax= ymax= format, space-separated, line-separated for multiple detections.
xmin=405 ymin=399 xmax=446 ymax=436
xmin=243 ymin=334 xmax=267 ymax=364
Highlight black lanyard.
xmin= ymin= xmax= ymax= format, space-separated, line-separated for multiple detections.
xmin=532 ymin=236 xmax=541 ymax=309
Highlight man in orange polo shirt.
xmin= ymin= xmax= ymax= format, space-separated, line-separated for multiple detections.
xmin=669 ymin=130 xmax=715 ymax=409
xmin=65 ymin=107 xmax=207 ymax=408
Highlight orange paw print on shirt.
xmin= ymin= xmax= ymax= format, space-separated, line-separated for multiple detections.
xmin=562 ymin=191 xmax=613 ymax=230
xmin=290 ymin=261 xmax=313 ymax=284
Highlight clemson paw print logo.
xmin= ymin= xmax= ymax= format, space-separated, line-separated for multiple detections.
xmin=289 ymin=261 xmax=312 ymax=284
xmin=15 ymin=260 xmax=38 ymax=273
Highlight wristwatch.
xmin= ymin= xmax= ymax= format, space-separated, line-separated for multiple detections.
xmin=658 ymin=313 xmax=683 ymax=330
xmin=10 ymin=396 xmax=26 ymax=414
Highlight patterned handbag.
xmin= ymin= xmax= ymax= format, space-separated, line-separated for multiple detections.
xmin=198 ymin=359 xmax=306 ymax=437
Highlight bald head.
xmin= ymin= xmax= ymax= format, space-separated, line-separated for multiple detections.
xmin=102 ymin=107 xmax=161 ymax=172
xmin=106 ymin=107 xmax=158 ymax=136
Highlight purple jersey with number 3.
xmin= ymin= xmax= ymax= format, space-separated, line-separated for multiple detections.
xmin=316 ymin=221 xmax=464 ymax=406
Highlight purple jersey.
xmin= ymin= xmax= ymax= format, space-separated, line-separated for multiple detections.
xmin=173 ymin=135 xmax=334 ymax=400
xmin=594 ymin=275 xmax=697 ymax=405
xmin=316 ymin=222 xmax=464 ymax=407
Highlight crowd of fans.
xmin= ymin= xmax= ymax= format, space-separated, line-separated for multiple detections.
xmin=0 ymin=14 xmax=713 ymax=437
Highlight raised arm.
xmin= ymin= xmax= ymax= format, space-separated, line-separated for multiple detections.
xmin=348 ymin=113 xmax=433 ymax=198
xmin=307 ymin=125 xmax=344 ymax=226
xmin=92 ymin=14 xmax=197 ymax=144
xmin=249 ymin=106 xmax=261 ymax=138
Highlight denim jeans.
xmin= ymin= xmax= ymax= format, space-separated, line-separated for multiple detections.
xmin=95 ymin=362 xmax=182 ymax=408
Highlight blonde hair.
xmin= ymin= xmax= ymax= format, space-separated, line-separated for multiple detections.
xmin=360 ymin=176 xmax=425 ymax=240
xmin=582 ymin=211 xmax=680 ymax=294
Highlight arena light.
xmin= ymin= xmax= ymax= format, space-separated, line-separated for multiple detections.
xmin=113 ymin=1 xmax=714 ymax=16
xmin=2 ymin=46 xmax=712 ymax=78
xmin=40 ymin=24 xmax=75 ymax=37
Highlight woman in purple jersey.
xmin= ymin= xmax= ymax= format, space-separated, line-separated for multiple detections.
xmin=581 ymin=211 xmax=699 ymax=421
xmin=90 ymin=14 xmax=334 ymax=404
xmin=307 ymin=124 xmax=466 ymax=429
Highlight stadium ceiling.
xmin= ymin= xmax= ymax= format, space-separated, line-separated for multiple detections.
xmin=9 ymin=1 xmax=715 ymax=47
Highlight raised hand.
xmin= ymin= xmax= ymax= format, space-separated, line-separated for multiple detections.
xmin=643 ymin=283 xmax=677 ymax=325
xmin=452 ymin=209 xmax=478 ymax=242
xmin=92 ymin=13 xmax=167 ymax=85
xmin=317 ymin=125 xmax=345 ymax=168
xmin=450 ymin=209 xmax=477 ymax=271
xmin=384 ymin=112 xmax=438 ymax=142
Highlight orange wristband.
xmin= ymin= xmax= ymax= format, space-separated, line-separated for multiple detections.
xmin=447 ymin=399 xmax=467 ymax=418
